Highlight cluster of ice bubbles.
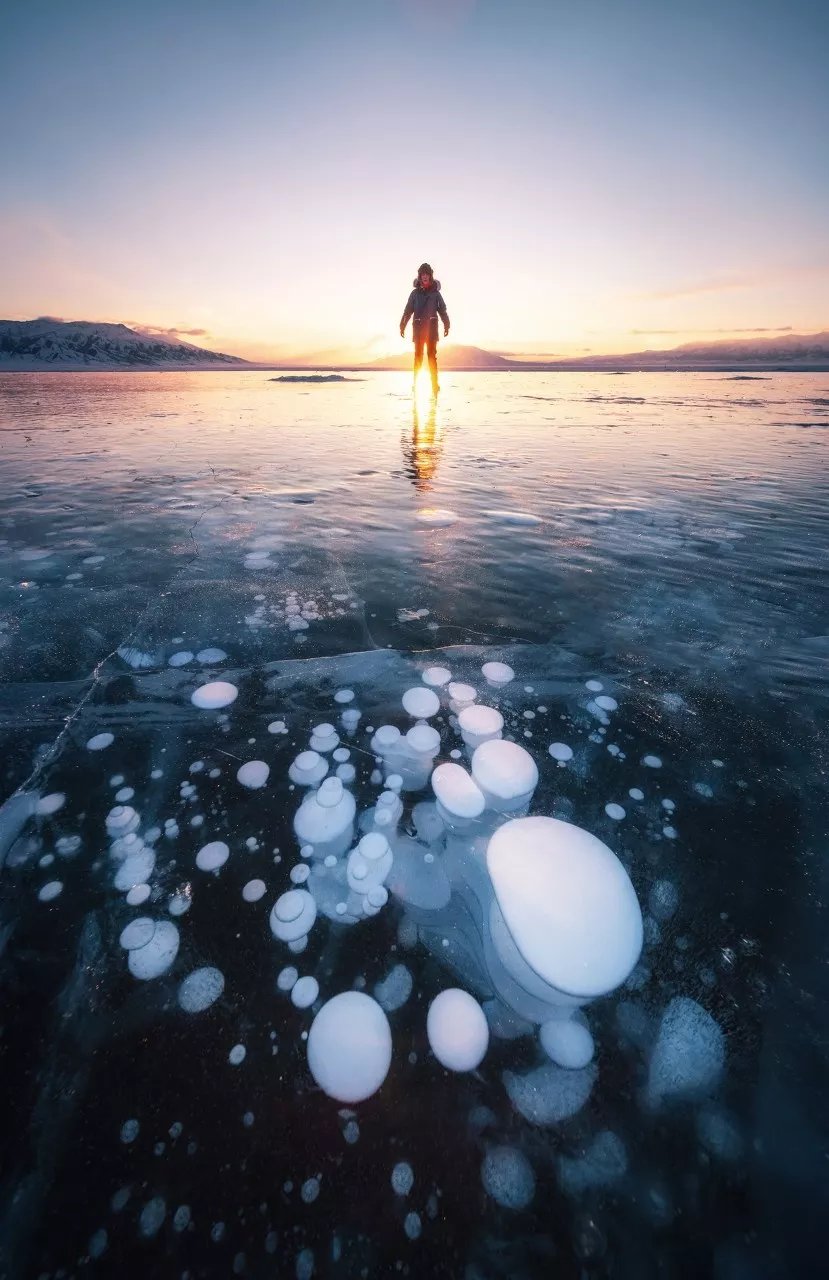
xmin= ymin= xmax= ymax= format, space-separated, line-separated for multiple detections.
xmin=95 ymin=654 xmax=726 ymax=1216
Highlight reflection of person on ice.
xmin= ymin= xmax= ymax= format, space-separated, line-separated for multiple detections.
xmin=400 ymin=262 xmax=450 ymax=396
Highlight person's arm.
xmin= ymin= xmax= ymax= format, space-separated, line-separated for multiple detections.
xmin=400 ymin=290 xmax=416 ymax=336
xmin=437 ymin=292 xmax=450 ymax=336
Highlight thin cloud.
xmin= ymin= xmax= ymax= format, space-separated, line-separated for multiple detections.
xmin=630 ymin=326 xmax=793 ymax=335
xmin=132 ymin=324 xmax=209 ymax=339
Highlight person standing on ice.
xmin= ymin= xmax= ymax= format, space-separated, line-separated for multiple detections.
xmin=399 ymin=262 xmax=450 ymax=396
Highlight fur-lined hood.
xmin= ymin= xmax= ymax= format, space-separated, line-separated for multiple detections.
xmin=413 ymin=276 xmax=441 ymax=290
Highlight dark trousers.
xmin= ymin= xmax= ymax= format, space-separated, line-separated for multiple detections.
xmin=413 ymin=325 xmax=439 ymax=390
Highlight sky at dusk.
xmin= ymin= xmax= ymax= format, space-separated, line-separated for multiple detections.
xmin=1 ymin=0 xmax=827 ymax=362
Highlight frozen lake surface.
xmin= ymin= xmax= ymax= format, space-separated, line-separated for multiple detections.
xmin=0 ymin=370 xmax=827 ymax=1278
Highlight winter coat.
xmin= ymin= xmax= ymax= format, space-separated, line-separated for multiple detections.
xmin=400 ymin=277 xmax=450 ymax=340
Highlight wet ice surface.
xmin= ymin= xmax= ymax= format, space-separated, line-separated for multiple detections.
xmin=0 ymin=371 xmax=827 ymax=1278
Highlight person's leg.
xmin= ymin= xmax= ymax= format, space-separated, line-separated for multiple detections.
xmin=427 ymin=333 xmax=439 ymax=395
xmin=413 ymin=333 xmax=424 ymax=385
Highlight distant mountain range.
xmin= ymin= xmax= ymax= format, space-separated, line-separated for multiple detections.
xmin=0 ymin=318 xmax=246 ymax=369
xmin=1 ymin=318 xmax=827 ymax=372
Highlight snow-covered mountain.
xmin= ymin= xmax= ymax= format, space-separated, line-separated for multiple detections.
xmin=0 ymin=319 xmax=249 ymax=369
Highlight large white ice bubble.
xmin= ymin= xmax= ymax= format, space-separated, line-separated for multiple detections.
xmin=293 ymin=778 xmax=355 ymax=848
xmin=427 ymin=989 xmax=489 ymax=1072
xmin=196 ymin=840 xmax=229 ymax=872
xmin=458 ymin=704 xmax=504 ymax=750
xmin=289 ymin=750 xmax=329 ymax=787
xmin=422 ymin=666 xmax=451 ymax=687
xmin=646 ymin=996 xmax=724 ymax=1107
xmin=114 ymin=848 xmax=156 ymax=891
xmin=128 ymin=920 xmax=179 ymax=980
xmin=487 ymin=816 xmax=642 ymax=1001
xmin=431 ymin=762 xmax=485 ymax=821
xmin=237 ymin=760 xmax=269 ymax=789
xmin=481 ymin=661 xmax=515 ymax=687
xmin=471 ymin=740 xmax=538 ymax=812
xmin=402 ymin=687 xmax=440 ymax=719
xmin=191 ymin=681 xmax=238 ymax=710
xmin=307 ymin=992 xmax=392 ymax=1103
xmin=270 ymin=889 xmax=317 ymax=943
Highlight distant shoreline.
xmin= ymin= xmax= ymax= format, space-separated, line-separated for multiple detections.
xmin=1 ymin=362 xmax=828 ymax=374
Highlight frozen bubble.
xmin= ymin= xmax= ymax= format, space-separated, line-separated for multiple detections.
xmin=458 ymin=704 xmax=504 ymax=748
xmin=86 ymin=732 xmax=114 ymax=751
xmin=196 ymin=840 xmax=229 ymax=872
xmin=558 ymin=1131 xmax=627 ymax=1194
xmin=481 ymin=1146 xmax=535 ymax=1209
xmin=296 ymin=1248 xmax=315 ymax=1280
xmin=119 ymin=917 xmax=156 ymax=951
xmin=642 ymin=754 xmax=662 ymax=768
xmin=173 ymin=1205 xmax=191 ymax=1232
xmin=697 ymin=1107 xmax=742 ymax=1161
xmin=548 ymin=742 xmax=574 ymax=763
xmin=431 ymin=762 xmax=485 ymax=819
xmin=447 ymin=681 xmax=476 ymax=707
xmin=404 ymin=1211 xmax=421 ymax=1240
xmin=416 ymin=508 xmax=459 ymax=526
xmin=114 ymin=848 xmax=155 ymax=891
xmin=290 ymin=863 xmax=310 ymax=884
xmin=289 ymin=749 xmax=329 ymax=786
xmin=595 ymin=695 xmax=618 ymax=712
xmin=115 ymin=786 xmax=134 ymax=802
xmin=89 ymin=1227 xmax=108 ymax=1258
xmin=268 ymin=719 xmax=288 ymax=734
xmin=649 ymin=879 xmax=679 ymax=921
xmin=427 ymin=989 xmax=489 ymax=1072
xmin=128 ymin=920 xmax=179 ymax=980
xmin=168 ymin=889 xmax=191 ymax=916
xmin=168 ymin=650 xmax=194 ymax=667
xmin=139 ymin=1196 xmax=166 ymax=1238
xmin=540 ymin=1017 xmax=595 ymax=1069
xmin=192 ymin=681 xmax=238 ymax=710
xmin=229 ymin=1044 xmax=247 ymax=1066
xmin=333 ymin=746 xmax=351 ymax=762
xmin=197 ymin=647 xmax=227 ymax=663
xmin=120 ymin=1118 xmax=140 ymax=1143
xmin=301 ymin=1176 xmax=320 ymax=1204
xmin=422 ymin=665 xmax=451 ymax=687
xmin=585 ymin=679 xmax=604 ymax=692
xmin=605 ymin=803 xmax=626 ymax=821
xmin=647 ymin=997 xmax=724 ymax=1106
xmin=178 ymin=966 xmax=225 ymax=1013
xmin=402 ymin=686 xmax=440 ymax=718
xmin=307 ymin=992 xmax=392 ymax=1103
xmin=504 ymin=1061 xmax=597 ymax=1125
xmin=310 ymin=723 xmax=340 ymax=753
xmin=270 ymin=889 xmax=316 ymax=942
xmin=291 ymin=976 xmax=320 ymax=1009
xmin=126 ymin=883 xmax=151 ymax=906
xmin=406 ymin=723 xmax=441 ymax=755
xmin=37 ymin=793 xmax=66 ymax=816
xmin=277 ymin=965 xmax=299 ymax=992
xmin=38 ymin=881 xmax=63 ymax=902
xmin=487 ymin=816 xmax=643 ymax=999
xmin=336 ymin=763 xmax=356 ymax=783
xmin=294 ymin=781 xmax=355 ymax=846
xmin=471 ymin=739 xmax=538 ymax=802
xmin=334 ymin=688 xmax=355 ymax=703
xmin=242 ymin=878 xmax=267 ymax=902
xmin=237 ymin=760 xmax=269 ymax=789
xmin=392 ymin=1161 xmax=414 ymax=1196
xmin=628 ymin=787 xmax=644 ymax=800
xmin=374 ymin=963 xmax=413 ymax=1012
xmin=481 ymin=660 xmax=514 ymax=686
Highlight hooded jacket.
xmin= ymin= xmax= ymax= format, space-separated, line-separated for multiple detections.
xmin=400 ymin=276 xmax=450 ymax=340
